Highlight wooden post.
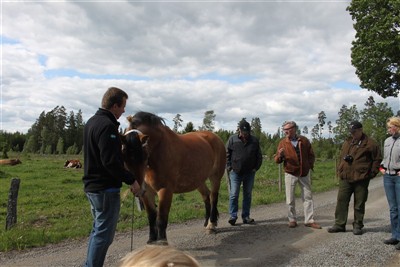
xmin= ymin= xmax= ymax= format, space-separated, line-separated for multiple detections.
xmin=6 ymin=178 xmax=20 ymax=230
xmin=278 ymin=164 xmax=282 ymax=192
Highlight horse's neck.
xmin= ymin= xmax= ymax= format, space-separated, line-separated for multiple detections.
xmin=147 ymin=126 xmax=180 ymax=165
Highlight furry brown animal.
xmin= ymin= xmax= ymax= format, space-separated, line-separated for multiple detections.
xmin=64 ymin=159 xmax=82 ymax=168
xmin=0 ymin=158 xmax=22 ymax=166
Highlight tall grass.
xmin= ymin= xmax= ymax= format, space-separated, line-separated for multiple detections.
xmin=0 ymin=153 xmax=338 ymax=252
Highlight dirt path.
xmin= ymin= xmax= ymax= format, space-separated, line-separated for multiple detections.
xmin=1 ymin=177 xmax=399 ymax=267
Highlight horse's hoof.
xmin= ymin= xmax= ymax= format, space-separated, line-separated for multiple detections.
xmin=156 ymin=239 xmax=169 ymax=246
xmin=206 ymin=222 xmax=217 ymax=230
xmin=207 ymin=228 xmax=217 ymax=235
xmin=147 ymin=239 xmax=157 ymax=244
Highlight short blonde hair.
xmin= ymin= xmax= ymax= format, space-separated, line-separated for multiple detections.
xmin=387 ymin=116 xmax=400 ymax=133
xmin=118 ymin=245 xmax=201 ymax=267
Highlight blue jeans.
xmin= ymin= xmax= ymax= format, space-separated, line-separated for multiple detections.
xmin=85 ymin=191 xmax=120 ymax=267
xmin=383 ymin=174 xmax=400 ymax=240
xmin=228 ymin=170 xmax=255 ymax=219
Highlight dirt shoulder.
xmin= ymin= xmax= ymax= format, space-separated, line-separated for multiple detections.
xmin=1 ymin=177 xmax=399 ymax=267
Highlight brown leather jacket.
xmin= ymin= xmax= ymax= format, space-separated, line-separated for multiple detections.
xmin=338 ymin=134 xmax=382 ymax=182
xmin=274 ymin=135 xmax=315 ymax=177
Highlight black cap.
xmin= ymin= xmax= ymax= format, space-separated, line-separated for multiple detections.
xmin=349 ymin=121 xmax=363 ymax=133
xmin=239 ymin=121 xmax=251 ymax=132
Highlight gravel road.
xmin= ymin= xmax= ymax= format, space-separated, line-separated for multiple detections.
xmin=1 ymin=176 xmax=400 ymax=267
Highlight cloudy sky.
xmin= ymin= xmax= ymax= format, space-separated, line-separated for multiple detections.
xmin=2 ymin=0 xmax=399 ymax=136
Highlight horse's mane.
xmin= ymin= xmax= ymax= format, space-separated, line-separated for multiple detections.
xmin=133 ymin=111 xmax=166 ymax=126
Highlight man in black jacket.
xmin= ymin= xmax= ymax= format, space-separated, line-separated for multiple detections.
xmin=226 ymin=119 xmax=263 ymax=225
xmin=83 ymin=87 xmax=139 ymax=267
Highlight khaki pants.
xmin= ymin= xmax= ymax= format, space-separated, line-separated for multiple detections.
xmin=285 ymin=171 xmax=315 ymax=224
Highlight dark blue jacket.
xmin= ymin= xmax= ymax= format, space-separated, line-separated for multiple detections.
xmin=226 ymin=134 xmax=263 ymax=175
xmin=83 ymin=108 xmax=135 ymax=192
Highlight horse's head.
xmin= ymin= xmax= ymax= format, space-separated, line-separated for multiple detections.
xmin=127 ymin=112 xmax=166 ymax=131
xmin=121 ymin=129 xmax=149 ymax=185
xmin=127 ymin=112 xmax=167 ymax=150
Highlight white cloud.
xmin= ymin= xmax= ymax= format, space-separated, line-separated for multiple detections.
xmin=1 ymin=1 xmax=399 ymax=136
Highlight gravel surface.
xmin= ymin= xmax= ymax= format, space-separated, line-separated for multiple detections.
xmin=1 ymin=176 xmax=400 ymax=267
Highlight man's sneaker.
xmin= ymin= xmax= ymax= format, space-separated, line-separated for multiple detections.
xmin=228 ymin=217 xmax=237 ymax=226
xmin=327 ymin=225 xmax=346 ymax=233
xmin=289 ymin=221 xmax=298 ymax=228
xmin=353 ymin=228 xmax=363 ymax=235
xmin=243 ymin=217 xmax=255 ymax=224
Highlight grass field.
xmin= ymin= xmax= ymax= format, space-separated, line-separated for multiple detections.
xmin=0 ymin=153 xmax=339 ymax=252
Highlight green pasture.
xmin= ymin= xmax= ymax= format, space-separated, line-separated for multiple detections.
xmin=0 ymin=153 xmax=339 ymax=252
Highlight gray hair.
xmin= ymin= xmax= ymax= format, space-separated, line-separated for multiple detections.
xmin=282 ymin=121 xmax=297 ymax=128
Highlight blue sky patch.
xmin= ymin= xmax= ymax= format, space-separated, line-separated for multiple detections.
xmin=1 ymin=35 xmax=19 ymax=45
xmin=332 ymin=81 xmax=360 ymax=90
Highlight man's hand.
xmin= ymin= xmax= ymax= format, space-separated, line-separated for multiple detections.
xmin=278 ymin=148 xmax=285 ymax=157
xmin=130 ymin=180 xmax=142 ymax=197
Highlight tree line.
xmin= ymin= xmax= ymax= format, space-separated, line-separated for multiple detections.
xmin=0 ymin=96 xmax=398 ymax=160
xmin=0 ymin=106 xmax=84 ymax=157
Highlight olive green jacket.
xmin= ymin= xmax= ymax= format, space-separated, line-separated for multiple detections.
xmin=338 ymin=134 xmax=382 ymax=182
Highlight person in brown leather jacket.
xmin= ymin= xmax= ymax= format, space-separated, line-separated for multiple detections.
xmin=328 ymin=121 xmax=382 ymax=235
xmin=274 ymin=121 xmax=321 ymax=229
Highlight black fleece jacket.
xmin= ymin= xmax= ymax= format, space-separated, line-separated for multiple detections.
xmin=226 ymin=134 xmax=263 ymax=175
xmin=82 ymin=108 xmax=135 ymax=192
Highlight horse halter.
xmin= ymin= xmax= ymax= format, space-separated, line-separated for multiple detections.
xmin=124 ymin=129 xmax=148 ymax=148
xmin=123 ymin=128 xmax=148 ymax=195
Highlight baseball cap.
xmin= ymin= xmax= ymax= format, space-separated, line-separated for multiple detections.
xmin=349 ymin=121 xmax=363 ymax=133
xmin=239 ymin=121 xmax=251 ymax=132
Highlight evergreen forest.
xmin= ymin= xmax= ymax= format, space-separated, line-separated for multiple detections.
xmin=0 ymin=96 xmax=398 ymax=159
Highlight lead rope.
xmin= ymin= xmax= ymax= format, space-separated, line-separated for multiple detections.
xmin=131 ymin=195 xmax=134 ymax=251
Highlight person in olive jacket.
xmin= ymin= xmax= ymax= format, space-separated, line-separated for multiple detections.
xmin=328 ymin=121 xmax=382 ymax=235
xmin=226 ymin=119 xmax=262 ymax=225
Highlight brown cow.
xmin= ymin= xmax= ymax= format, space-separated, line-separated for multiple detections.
xmin=64 ymin=159 xmax=82 ymax=168
xmin=0 ymin=158 xmax=22 ymax=166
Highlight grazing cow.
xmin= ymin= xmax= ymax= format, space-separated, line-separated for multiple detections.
xmin=0 ymin=158 xmax=22 ymax=166
xmin=64 ymin=159 xmax=82 ymax=168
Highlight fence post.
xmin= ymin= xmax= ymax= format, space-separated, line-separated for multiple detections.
xmin=278 ymin=164 xmax=282 ymax=192
xmin=6 ymin=178 xmax=20 ymax=230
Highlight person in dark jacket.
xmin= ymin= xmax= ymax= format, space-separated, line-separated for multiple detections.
xmin=226 ymin=119 xmax=262 ymax=225
xmin=274 ymin=121 xmax=321 ymax=229
xmin=83 ymin=87 xmax=140 ymax=267
xmin=328 ymin=121 xmax=382 ymax=235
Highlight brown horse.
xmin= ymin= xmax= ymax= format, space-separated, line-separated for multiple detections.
xmin=122 ymin=111 xmax=226 ymax=245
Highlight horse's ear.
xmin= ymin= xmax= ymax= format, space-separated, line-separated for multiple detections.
xmin=139 ymin=134 xmax=149 ymax=145
xmin=127 ymin=115 xmax=133 ymax=123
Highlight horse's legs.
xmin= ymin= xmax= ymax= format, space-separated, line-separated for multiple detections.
xmin=156 ymin=188 xmax=173 ymax=245
xmin=141 ymin=189 xmax=158 ymax=244
xmin=208 ymin=174 xmax=222 ymax=228
xmin=197 ymin=184 xmax=211 ymax=227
